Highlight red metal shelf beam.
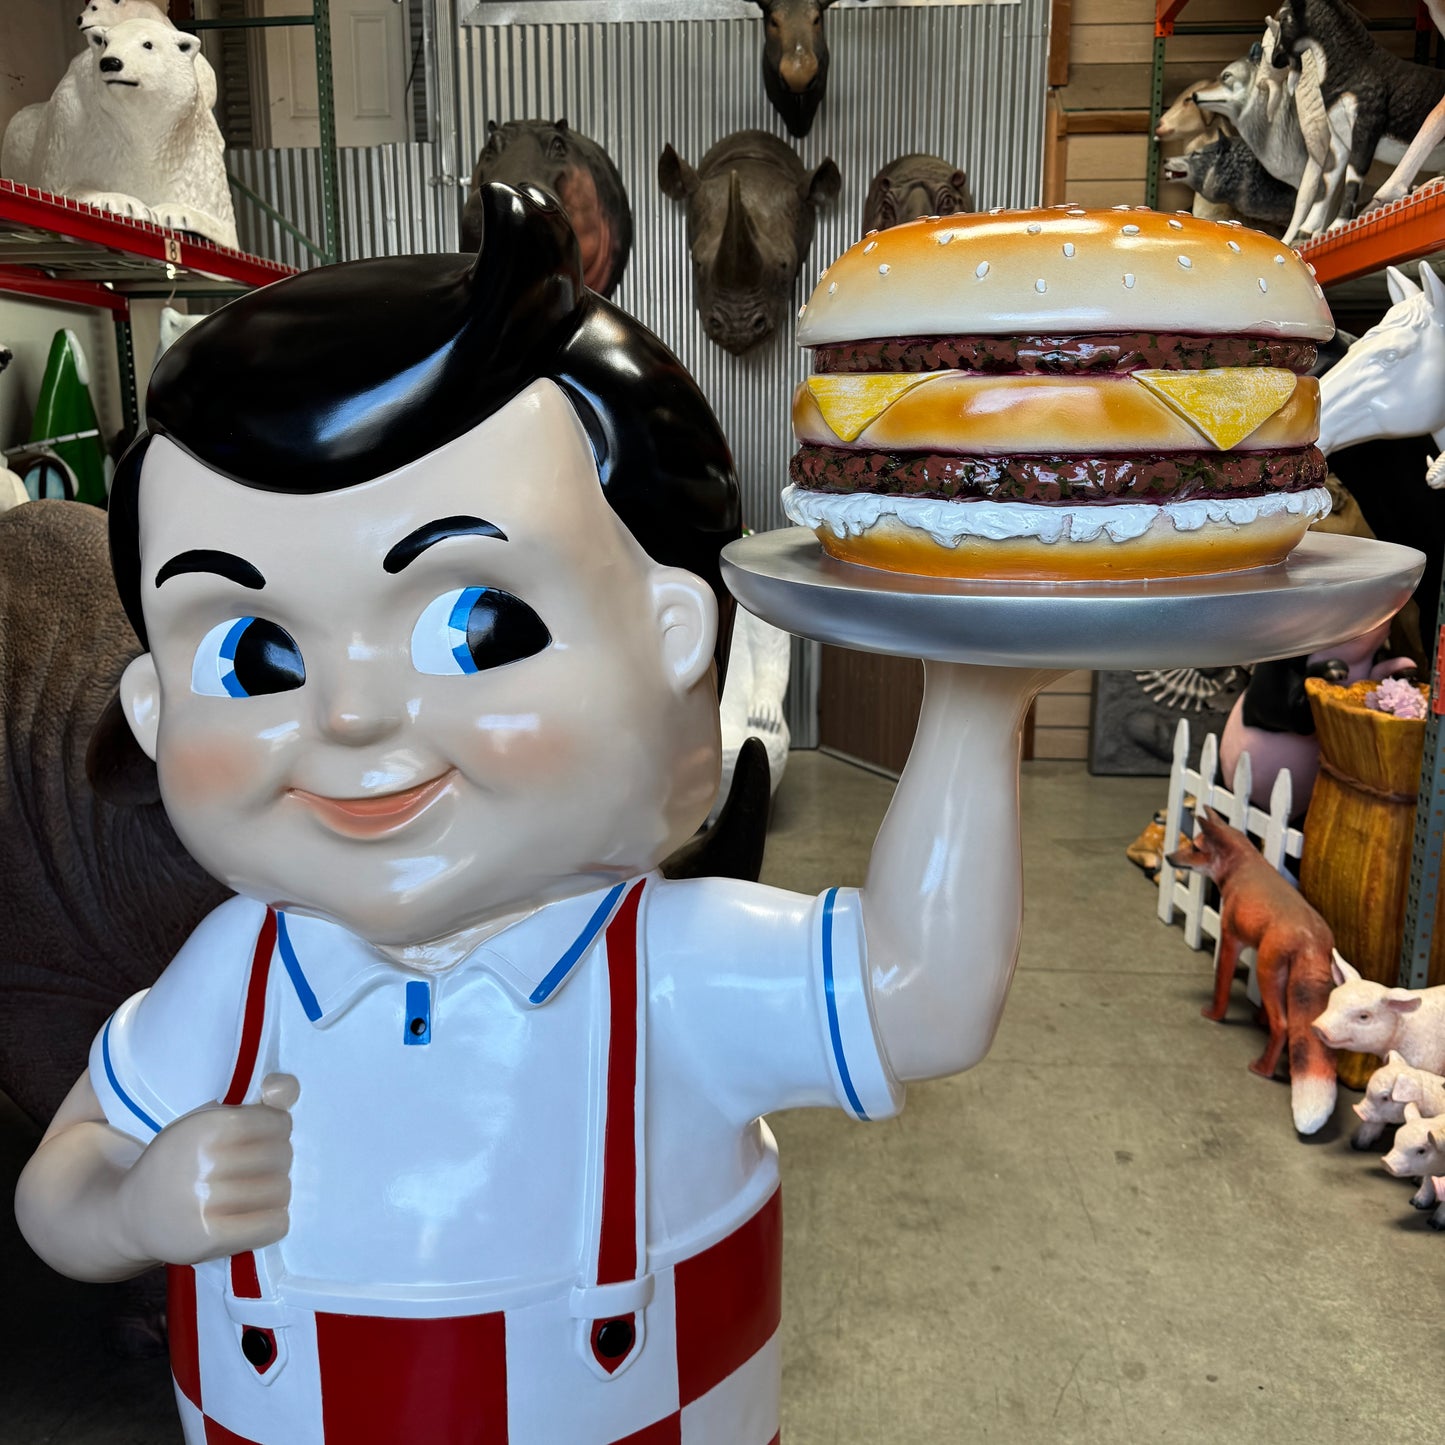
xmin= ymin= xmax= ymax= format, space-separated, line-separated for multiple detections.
xmin=1297 ymin=184 xmax=1445 ymax=288
xmin=0 ymin=265 xmax=128 ymax=315
xmin=0 ymin=180 xmax=294 ymax=292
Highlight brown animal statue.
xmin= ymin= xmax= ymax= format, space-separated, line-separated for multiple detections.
xmin=461 ymin=118 xmax=632 ymax=297
xmin=861 ymin=152 xmax=971 ymax=234
xmin=748 ymin=0 xmax=857 ymax=139
xmin=659 ymin=129 xmax=839 ymax=355
xmin=1167 ymin=808 xmax=1339 ymax=1134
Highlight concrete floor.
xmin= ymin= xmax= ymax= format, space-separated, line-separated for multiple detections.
xmin=2 ymin=753 xmax=1441 ymax=1443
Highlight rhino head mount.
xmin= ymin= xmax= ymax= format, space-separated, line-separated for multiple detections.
xmin=749 ymin=0 xmax=861 ymax=138
xmin=462 ymin=118 xmax=633 ymax=298
xmin=660 ymin=130 xmax=839 ymax=356
xmin=862 ymin=153 xmax=972 ymax=234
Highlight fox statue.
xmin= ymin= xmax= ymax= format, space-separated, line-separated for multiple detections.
xmin=1167 ymin=808 xmax=1338 ymax=1134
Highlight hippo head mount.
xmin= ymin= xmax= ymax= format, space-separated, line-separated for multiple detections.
xmin=462 ymin=118 xmax=634 ymax=298
xmin=660 ymin=131 xmax=839 ymax=356
xmin=862 ymin=153 xmax=972 ymax=234
xmin=748 ymin=0 xmax=863 ymax=139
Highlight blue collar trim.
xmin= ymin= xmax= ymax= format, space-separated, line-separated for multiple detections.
xmin=528 ymin=881 xmax=629 ymax=1005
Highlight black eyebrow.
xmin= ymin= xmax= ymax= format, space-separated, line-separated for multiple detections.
xmin=383 ymin=515 xmax=508 ymax=574
xmin=154 ymin=549 xmax=265 ymax=591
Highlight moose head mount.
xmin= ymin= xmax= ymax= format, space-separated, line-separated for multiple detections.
xmin=660 ymin=129 xmax=839 ymax=356
xmin=749 ymin=0 xmax=861 ymax=138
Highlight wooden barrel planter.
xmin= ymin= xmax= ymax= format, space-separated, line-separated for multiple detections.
xmin=1299 ymin=677 xmax=1440 ymax=1089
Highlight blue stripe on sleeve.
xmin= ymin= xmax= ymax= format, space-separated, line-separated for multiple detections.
xmin=101 ymin=1016 xmax=161 ymax=1135
xmin=821 ymin=887 xmax=869 ymax=1121
xmin=529 ymin=881 xmax=628 ymax=1005
xmin=276 ymin=913 xmax=323 ymax=1021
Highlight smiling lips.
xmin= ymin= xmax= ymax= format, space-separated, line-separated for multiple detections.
xmin=288 ymin=770 xmax=457 ymax=839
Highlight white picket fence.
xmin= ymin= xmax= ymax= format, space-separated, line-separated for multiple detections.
xmin=1156 ymin=719 xmax=1304 ymax=964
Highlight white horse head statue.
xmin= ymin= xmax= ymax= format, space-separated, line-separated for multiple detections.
xmin=1316 ymin=262 xmax=1445 ymax=484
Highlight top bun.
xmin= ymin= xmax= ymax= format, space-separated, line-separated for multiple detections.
xmin=797 ymin=206 xmax=1335 ymax=346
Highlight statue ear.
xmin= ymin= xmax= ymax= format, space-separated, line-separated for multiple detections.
xmin=658 ymin=144 xmax=699 ymax=201
xmin=1385 ymin=265 xmax=1420 ymax=305
xmin=86 ymin=686 xmax=161 ymax=807
xmin=808 ymin=158 xmax=842 ymax=208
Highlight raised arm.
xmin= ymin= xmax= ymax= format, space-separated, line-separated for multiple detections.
xmin=862 ymin=662 xmax=1061 ymax=1082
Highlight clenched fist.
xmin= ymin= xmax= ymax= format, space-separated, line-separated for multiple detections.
xmin=117 ymin=1073 xmax=298 ymax=1267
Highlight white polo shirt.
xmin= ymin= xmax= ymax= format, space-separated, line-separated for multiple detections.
xmin=90 ymin=873 xmax=902 ymax=1445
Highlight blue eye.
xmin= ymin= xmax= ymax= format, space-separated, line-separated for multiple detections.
xmin=411 ymin=586 xmax=551 ymax=676
xmin=192 ymin=617 xmax=305 ymax=697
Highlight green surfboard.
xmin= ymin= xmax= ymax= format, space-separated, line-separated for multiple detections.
xmin=29 ymin=330 xmax=108 ymax=507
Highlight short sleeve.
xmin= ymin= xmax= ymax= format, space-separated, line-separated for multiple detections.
xmin=645 ymin=876 xmax=903 ymax=1127
xmin=89 ymin=895 xmax=271 ymax=1143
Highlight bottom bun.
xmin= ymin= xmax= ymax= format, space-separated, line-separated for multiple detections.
xmin=781 ymin=485 xmax=1332 ymax=583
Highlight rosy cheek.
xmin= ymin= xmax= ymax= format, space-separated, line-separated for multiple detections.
xmin=449 ymin=716 xmax=585 ymax=787
xmin=159 ymin=731 xmax=279 ymax=811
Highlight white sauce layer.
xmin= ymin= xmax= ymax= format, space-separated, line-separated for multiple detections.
xmin=781 ymin=484 xmax=1332 ymax=547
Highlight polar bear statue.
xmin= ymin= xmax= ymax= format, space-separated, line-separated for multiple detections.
xmin=1 ymin=19 xmax=236 ymax=249
xmin=76 ymin=1 xmax=218 ymax=108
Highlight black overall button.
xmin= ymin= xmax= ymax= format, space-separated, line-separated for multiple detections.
xmin=595 ymin=1318 xmax=634 ymax=1359
xmin=241 ymin=1327 xmax=274 ymax=1369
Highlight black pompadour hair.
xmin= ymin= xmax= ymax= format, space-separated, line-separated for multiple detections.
xmin=109 ymin=183 xmax=741 ymax=666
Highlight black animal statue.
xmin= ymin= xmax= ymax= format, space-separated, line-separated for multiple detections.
xmin=659 ymin=129 xmax=839 ymax=355
xmin=1271 ymin=0 xmax=1445 ymax=226
xmin=749 ymin=0 xmax=859 ymax=139
xmin=461 ymin=118 xmax=633 ymax=297
xmin=1162 ymin=135 xmax=1295 ymax=231
xmin=861 ymin=153 xmax=972 ymax=234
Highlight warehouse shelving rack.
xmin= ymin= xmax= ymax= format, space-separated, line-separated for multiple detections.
xmin=1149 ymin=2 xmax=1445 ymax=988
xmin=0 ymin=0 xmax=339 ymax=432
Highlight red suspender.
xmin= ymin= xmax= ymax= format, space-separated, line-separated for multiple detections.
xmin=587 ymin=878 xmax=649 ymax=1376
xmin=223 ymin=908 xmax=278 ymax=1107
xmin=225 ymin=908 xmax=279 ymax=1373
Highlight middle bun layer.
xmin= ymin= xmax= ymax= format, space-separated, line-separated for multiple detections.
xmin=793 ymin=371 xmax=1320 ymax=455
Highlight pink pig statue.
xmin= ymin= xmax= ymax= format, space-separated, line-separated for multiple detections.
xmin=1352 ymin=1051 xmax=1445 ymax=1149
xmin=1381 ymin=1103 xmax=1445 ymax=1228
xmin=1312 ymin=954 xmax=1445 ymax=1074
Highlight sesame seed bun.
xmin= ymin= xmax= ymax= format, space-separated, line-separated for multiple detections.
xmin=797 ymin=207 xmax=1333 ymax=347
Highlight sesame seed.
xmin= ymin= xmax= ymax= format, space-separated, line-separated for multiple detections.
xmin=936 ymin=230 xmax=953 ymax=245
xmin=1035 ymin=278 xmax=1047 ymax=293
xmin=1227 ymin=241 xmax=1242 ymax=252
xmin=864 ymin=241 xmax=877 ymax=254
xmin=1123 ymin=273 xmax=1135 ymax=288
xmin=1169 ymin=218 xmax=1184 ymax=229
xmin=989 ymin=207 xmax=1003 ymax=215
xmin=879 ymin=263 xmax=890 ymax=275
xmin=976 ymin=261 xmax=990 ymax=278
xmin=798 ymin=305 xmax=806 ymax=318
xmin=926 ymin=214 xmax=940 ymax=221
xmin=1178 ymin=255 xmax=1192 ymax=269
xmin=1258 ymin=278 xmax=1268 ymax=292
xmin=1315 ymin=283 xmax=1324 ymax=296
xmin=865 ymin=229 xmax=878 ymax=238
xmin=1122 ymin=224 xmax=1140 ymax=235
xmin=828 ymin=282 xmax=837 ymax=295
xmin=1274 ymin=254 xmax=1286 ymax=265
xmin=1063 ymin=242 xmax=1076 ymax=257
xmin=1113 ymin=203 xmax=1131 ymax=210
xmin=1027 ymin=222 xmax=1042 ymax=234
xmin=1308 ymin=263 xmax=1317 ymax=275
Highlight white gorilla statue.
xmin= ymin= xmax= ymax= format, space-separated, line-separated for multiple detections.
xmin=1 ymin=18 xmax=236 ymax=249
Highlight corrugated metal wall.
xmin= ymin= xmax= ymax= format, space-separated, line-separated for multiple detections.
xmin=228 ymin=0 xmax=1049 ymax=745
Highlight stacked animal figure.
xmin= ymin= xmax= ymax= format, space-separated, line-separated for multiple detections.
xmin=1314 ymin=960 xmax=1445 ymax=1228
xmin=1 ymin=0 xmax=236 ymax=248
xmin=1164 ymin=0 xmax=1445 ymax=244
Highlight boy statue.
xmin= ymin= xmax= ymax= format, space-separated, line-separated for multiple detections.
xmin=16 ymin=184 xmax=1040 ymax=1444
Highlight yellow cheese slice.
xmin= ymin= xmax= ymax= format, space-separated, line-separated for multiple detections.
xmin=805 ymin=373 xmax=942 ymax=443
xmin=1133 ymin=368 xmax=1298 ymax=451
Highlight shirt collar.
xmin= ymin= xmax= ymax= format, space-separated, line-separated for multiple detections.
xmin=275 ymin=877 xmax=641 ymax=1026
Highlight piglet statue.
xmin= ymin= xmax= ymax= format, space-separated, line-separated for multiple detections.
xmin=1352 ymin=1050 xmax=1445 ymax=1150
xmin=1313 ymin=954 xmax=1445 ymax=1076
xmin=1381 ymin=1103 xmax=1445 ymax=1228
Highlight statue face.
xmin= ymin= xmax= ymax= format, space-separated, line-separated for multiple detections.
xmin=123 ymin=380 xmax=721 ymax=946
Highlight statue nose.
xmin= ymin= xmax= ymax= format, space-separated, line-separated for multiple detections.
xmin=100 ymin=56 xmax=124 ymax=72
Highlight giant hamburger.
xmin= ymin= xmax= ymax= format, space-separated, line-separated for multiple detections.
xmin=785 ymin=206 xmax=1334 ymax=581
